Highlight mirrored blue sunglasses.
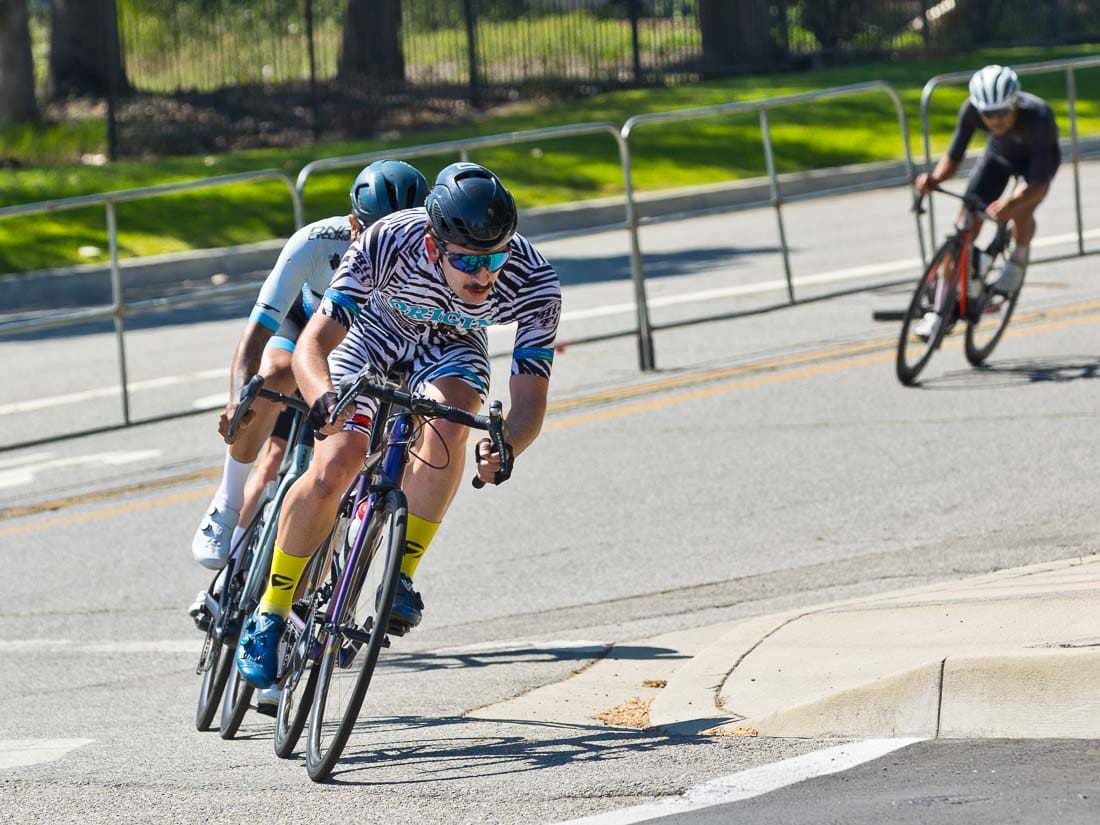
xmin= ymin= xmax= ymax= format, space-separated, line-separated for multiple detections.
xmin=443 ymin=249 xmax=510 ymax=273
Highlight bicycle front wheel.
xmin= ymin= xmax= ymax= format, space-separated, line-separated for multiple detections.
xmin=274 ymin=535 xmax=337 ymax=759
xmin=306 ymin=489 xmax=407 ymax=782
xmin=896 ymin=240 xmax=958 ymax=386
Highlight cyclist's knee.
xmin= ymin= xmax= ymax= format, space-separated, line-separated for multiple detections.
xmin=260 ymin=348 xmax=296 ymax=392
xmin=305 ymin=445 xmax=362 ymax=500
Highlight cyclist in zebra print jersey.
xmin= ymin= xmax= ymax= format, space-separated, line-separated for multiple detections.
xmin=235 ymin=163 xmax=562 ymax=688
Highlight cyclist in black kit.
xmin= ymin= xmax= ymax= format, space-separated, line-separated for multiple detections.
xmin=914 ymin=65 xmax=1060 ymax=340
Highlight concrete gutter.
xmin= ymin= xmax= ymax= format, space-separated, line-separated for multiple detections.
xmin=470 ymin=555 xmax=1100 ymax=741
xmin=653 ymin=555 xmax=1100 ymax=740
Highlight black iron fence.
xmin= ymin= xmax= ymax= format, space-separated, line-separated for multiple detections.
xmin=28 ymin=1 xmax=1100 ymax=155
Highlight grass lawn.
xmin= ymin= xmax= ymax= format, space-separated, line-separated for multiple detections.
xmin=3 ymin=43 xmax=1100 ymax=275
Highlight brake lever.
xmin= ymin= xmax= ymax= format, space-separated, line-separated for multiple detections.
xmin=472 ymin=400 xmax=510 ymax=489
xmin=227 ymin=374 xmax=265 ymax=441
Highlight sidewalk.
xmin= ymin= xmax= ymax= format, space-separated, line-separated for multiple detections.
xmin=472 ymin=555 xmax=1100 ymax=740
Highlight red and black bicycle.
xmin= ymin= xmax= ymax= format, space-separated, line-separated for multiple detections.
xmin=896 ymin=189 xmax=1019 ymax=386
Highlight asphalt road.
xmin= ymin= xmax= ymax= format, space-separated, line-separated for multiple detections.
xmin=4 ymin=171 xmax=1100 ymax=823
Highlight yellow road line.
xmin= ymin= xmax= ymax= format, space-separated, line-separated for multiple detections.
xmin=0 ymin=486 xmax=215 ymax=539
xmin=5 ymin=297 xmax=1100 ymax=537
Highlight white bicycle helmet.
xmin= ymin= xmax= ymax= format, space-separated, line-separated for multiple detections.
xmin=969 ymin=65 xmax=1020 ymax=112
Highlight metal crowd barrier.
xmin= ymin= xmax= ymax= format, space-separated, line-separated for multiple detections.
xmin=621 ymin=80 xmax=920 ymax=368
xmin=0 ymin=170 xmax=303 ymax=427
xmin=2 ymin=83 xmax=928 ymax=445
xmin=920 ymin=55 xmax=1100 ymax=253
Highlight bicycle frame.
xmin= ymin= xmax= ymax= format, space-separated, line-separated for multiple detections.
xmin=238 ymin=414 xmax=316 ymax=607
xmin=319 ymin=403 xmax=412 ymax=641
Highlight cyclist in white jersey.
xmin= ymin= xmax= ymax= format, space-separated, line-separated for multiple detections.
xmin=190 ymin=160 xmax=429 ymax=573
xmin=235 ymin=162 xmax=562 ymax=689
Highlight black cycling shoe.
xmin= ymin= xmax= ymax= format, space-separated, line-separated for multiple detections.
xmin=386 ymin=574 xmax=424 ymax=636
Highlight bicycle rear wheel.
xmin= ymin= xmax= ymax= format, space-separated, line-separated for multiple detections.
xmin=305 ymin=489 xmax=407 ymax=782
xmin=194 ymin=538 xmax=253 ymax=731
xmin=896 ymin=240 xmax=959 ymax=386
xmin=195 ymin=625 xmax=235 ymax=731
xmin=965 ymin=240 xmax=1022 ymax=365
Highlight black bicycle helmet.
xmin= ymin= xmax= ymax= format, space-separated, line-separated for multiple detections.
xmin=425 ymin=162 xmax=518 ymax=252
xmin=349 ymin=159 xmax=429 ymax=226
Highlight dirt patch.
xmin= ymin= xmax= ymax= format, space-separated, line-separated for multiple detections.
xmin=592 ymin=696 xmax=652 ymax=729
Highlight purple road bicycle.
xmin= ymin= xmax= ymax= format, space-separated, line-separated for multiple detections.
xmin=270 ymin=366 xmax=510 ymax=782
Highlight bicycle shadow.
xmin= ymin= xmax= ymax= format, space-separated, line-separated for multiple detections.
xmin=918 ymin=355 xmax=1100 ymax=390
xmin=317 ymin=715 xmax=700 ymax=786
xmin=377 ymin=642 xmax=687 ymax=675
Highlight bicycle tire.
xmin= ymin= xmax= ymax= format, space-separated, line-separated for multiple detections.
xmin=194 ymin=542 xmax=253 ymax=731
xmin=219 ymin=668 xmax=255 ymax=739
xmin=195 ymin=630 xmax=235 ymax=731
xmin=896 ymin=240 xmax=959 ymax=386
xmin=273 ymin=539 xmax=336 ymax=759
xmin=306 ymin=489 xmax=407 ymax=782
xmin=964 ymin=240 xmax=1023 ymax=365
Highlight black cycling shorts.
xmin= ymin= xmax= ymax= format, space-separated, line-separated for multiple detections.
xmin=965 ymin=148 xmax=1060 ymax=207
xmin=270 ymin=405 xmax=296 ymax=442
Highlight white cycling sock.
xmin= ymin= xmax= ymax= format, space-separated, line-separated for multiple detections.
xmin=1010 ymin=244 xmax=1029 ymax=264
xmin=231 ymin=525 xmax=247 ymax=549
xmin=212 ymin=450 xmax=251 ymax=513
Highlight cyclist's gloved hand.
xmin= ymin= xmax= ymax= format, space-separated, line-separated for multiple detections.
xmin=307 ymin=390 xmax=341 ymax=440
xmin=474 ymin=438 xmax=514 ymax=486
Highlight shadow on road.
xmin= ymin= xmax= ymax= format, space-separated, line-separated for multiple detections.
xmin=919 ymin=355 xmax=1100 ymax=390
xmin=324 ymin=716 xmax=697 ymax=786
xmin=379 ymin=643 xmax=687 ymax=675
xmin=553 ymin=244 xmax=780 ymax=286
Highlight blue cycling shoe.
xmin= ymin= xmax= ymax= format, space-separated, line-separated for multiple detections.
xmin=387 ymin=574 xmax=424 ymax=635
xmin=235 ymin=610 xmax=285 ymax=689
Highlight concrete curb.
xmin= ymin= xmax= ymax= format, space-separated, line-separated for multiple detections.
xmin=649 ymin=555 xmax=1100 ymax=741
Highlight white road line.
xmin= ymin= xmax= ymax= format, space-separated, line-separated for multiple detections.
xmin=0 ymin=450 xmax=162 ymax=491
xmin=559 ymin=226 xmax=1100 ymax=324
xmin=0 ymin=367 xmax=227 ymax=416
xmin=6 ymin=227 xmax=1098 ymax=419
xmin=555 ymin=738 xmax=923 ymax=824
xmin=0 ymin=639 xmax=200 ymax=654
xmin=0 ymin=739 xmax=93 ymax=770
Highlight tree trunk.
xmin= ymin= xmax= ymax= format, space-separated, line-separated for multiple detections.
xmin=698 ymin=0 xmax=776 ymax=74
xmin=338 ymin=0 xmax=404 ymax=86
xmin=47 ymin=0 xmax=130 ymax=100
xmin=0 ymin=0 xmax=39 ymax=124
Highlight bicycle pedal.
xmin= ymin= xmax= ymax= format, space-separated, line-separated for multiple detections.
xmin=385 ymin=620 xmax=410 ymax=637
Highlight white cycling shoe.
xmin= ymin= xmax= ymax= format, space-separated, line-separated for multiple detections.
xmin=191 ymin=504 xmax=240 ymax=570
xmin=912 ymin=311 xmax=942 ymax=342
xmin=993 ymin=260 xmax=1025 ymax=296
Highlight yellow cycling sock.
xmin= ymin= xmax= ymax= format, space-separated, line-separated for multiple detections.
xmin=401 ymin=513 xmax=440 ymax=579
xmin=257 ymin=546 xmax=311 ymax=618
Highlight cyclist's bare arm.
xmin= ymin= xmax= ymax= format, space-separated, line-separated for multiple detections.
xmin=916 ymin=157 xmax=961 ymax=194
xmin=292 ymin=313 xmax=352 ymax=436
xmin=475 ymin=374 xmax=548 ymax=484
xmin=219 ymin=320 xmax=276 ymax=441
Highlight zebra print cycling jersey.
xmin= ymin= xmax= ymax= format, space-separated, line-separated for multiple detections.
xmin=319 ymin=208 xmax=562 ymax=379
